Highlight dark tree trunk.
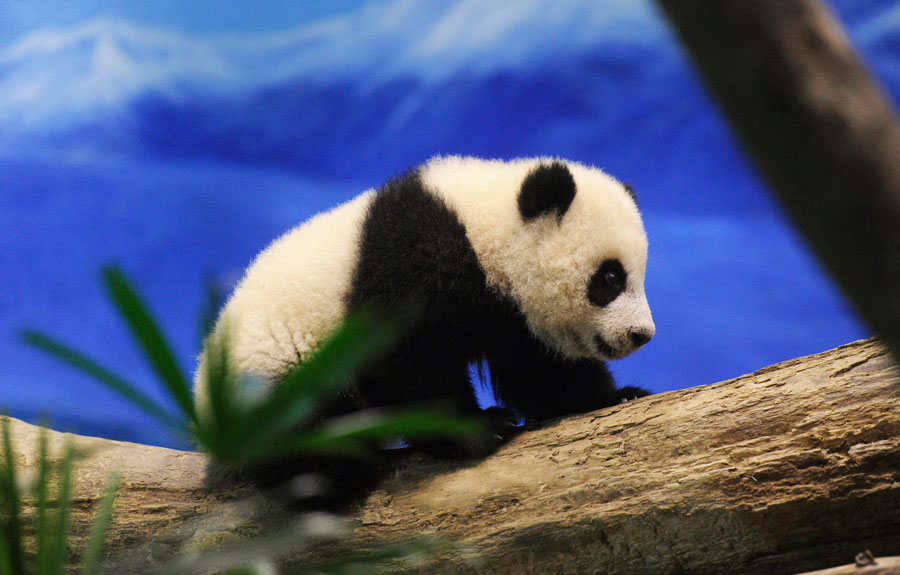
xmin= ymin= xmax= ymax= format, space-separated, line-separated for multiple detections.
xmin=653 ymin=0 xmax=900 ymax=360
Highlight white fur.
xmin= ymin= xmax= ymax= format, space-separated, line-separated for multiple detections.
xmin=194 ymin=190 xmax=375 ymax=408
xmin=422 ymin=156 xmax=653 ymax=359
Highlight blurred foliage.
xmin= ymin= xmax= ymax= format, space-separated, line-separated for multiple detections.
xmin=20 ymin=264 xmax=482 ymax=573
xmin=0 ymin=417 xmax=120 ymax=575
xmin=23 ymin=265 xmax=480 ymax=464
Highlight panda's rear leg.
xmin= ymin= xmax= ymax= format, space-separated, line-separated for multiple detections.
xmin=360 ymin=356 xmax=522 ymax=459
xmin=205 ymin=448 xmax=383 ymax=510
xmin=204 ymin=391 xmax=385 ymax=509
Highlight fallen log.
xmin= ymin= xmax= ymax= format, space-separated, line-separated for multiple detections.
xmin=6 ymin=338 xmax=900 ymax=573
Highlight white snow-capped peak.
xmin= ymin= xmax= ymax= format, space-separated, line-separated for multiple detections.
xmin=0 ymin=0 xmax=664 ymax=123
xmin=0 ymin=17 xmax=239 ymax=131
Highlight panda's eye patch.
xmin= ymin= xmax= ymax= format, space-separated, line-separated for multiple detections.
xmin=588 ymin=259 xmax=627 ymax=307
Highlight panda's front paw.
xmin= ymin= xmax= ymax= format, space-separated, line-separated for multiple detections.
xmin=417 ymin=406 xmax=522 ymax=460
xmin=483 ymin=405 xmax=523 ymax=441
xmin=614 ymin=385 xmax=652 ymax=404
xmin=461 ymin=406 xmax=522 ymax=457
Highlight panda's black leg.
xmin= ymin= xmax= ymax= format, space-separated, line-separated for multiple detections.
xmin=488 ymin=338 xmax=651 ymax=424
xmin=208 ymin=449 xmax=383 ymax=510
xmin=207 ymin=391 xmax=383 ymax=509
xmin=419 ymin=403 xmax=522 ymax=459
xmin=358 ymin=354 xmax=521 ymax=459
xmin=482 ymin=405 xmax=523 ymax=437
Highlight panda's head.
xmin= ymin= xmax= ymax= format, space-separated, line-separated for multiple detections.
xmin=509 ymin=160 xmax=654 ymax=360
xmin=424 ymin=156 xmax=654 ymax=361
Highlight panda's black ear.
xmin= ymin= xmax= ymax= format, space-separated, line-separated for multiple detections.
xmin=518 ymin=162 xmax=576 ymax=222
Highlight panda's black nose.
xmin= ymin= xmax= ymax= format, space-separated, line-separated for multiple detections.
xmin=629 ymin=329 xmax=652 ymax=348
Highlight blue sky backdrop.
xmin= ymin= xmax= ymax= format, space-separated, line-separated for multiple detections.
xmin=3 ymin=0 xmax=894 ymax=448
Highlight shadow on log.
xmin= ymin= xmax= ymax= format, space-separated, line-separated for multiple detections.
xmin=7 ymin=338 xmax=900 ymax=574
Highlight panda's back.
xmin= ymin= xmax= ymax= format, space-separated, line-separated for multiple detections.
xmin=203 ymin=190 xmax=376 ymax=388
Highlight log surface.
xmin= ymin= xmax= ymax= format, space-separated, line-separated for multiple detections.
xmin=7 ymin=338 xmax=900 ymax=573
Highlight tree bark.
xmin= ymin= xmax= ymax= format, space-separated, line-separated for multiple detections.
xmin=650 ymin=0 xmax=900 ymax=361
xmin=7 ymin=338 xmax=900 ymax=574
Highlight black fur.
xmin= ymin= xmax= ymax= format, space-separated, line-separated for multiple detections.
xmin=347 ymin=170 xmax=644 ymax=435
xmin=517 ymin=162 xmax=577 ymax=222
xmin=623 ymin=182 xmax=637 ymax=202
xmin=347 ymin=171 xmax=505 ymax=421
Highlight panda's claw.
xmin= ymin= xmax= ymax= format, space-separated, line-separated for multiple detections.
xmin=483 ymin=406 xmax=523 ymax=441
xmin=613 ymin=385 xmax=652 ymax=404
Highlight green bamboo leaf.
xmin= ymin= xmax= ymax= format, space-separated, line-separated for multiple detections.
xmin=239 ymin=309 xmax=406 ymax=446
xmin=248 ymin=409 xmax=483 ymax=461
xmin=197 ymin=273 xmax=226 ymax=347
xmin=0 ymin=417 xmax=24 ymax=575
xmin=0 ymin=536 xmax=12 ymax=575
xmin=35 ymin=426 xmax=52 ymax=575
xmin=191 ymin=280 xmax=235 ymax=456
xmin=193 ymin=333 xmax=241 ymax=457
xmin=302 ymin=409 xmax=482 ymax=446
xmin=80 ymin=472 xmax=120 ymax=575
xmin=47 ymin=442 xmax=76 ymax=575
xmin=21 ymin=331 xmax=186 ymax=435
xmin=207 ymin=333 xmax=239 ymax=431
xmin=101 ymin=264 xmax=198 ymax=426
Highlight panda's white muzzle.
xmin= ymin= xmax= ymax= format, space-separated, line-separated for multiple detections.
xmin=592 ymin=290 xmax=655 ymax=360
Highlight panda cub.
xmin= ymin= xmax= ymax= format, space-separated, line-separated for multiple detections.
xmin=195 ymin=156 xmax=654 ymax=488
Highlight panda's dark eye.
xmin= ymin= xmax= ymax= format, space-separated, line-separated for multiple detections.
xmin=604 ymin=270 xmax=621 ymax=288
xmin=588 ymin=259 xmax=627 ymax=307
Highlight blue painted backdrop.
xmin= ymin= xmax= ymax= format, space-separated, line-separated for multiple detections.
xmin=2 ymin=0 xmax=892 ymax=448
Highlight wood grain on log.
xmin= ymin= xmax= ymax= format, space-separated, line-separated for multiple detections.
xmin=6 ymin=338 xmax=900 ymax=573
